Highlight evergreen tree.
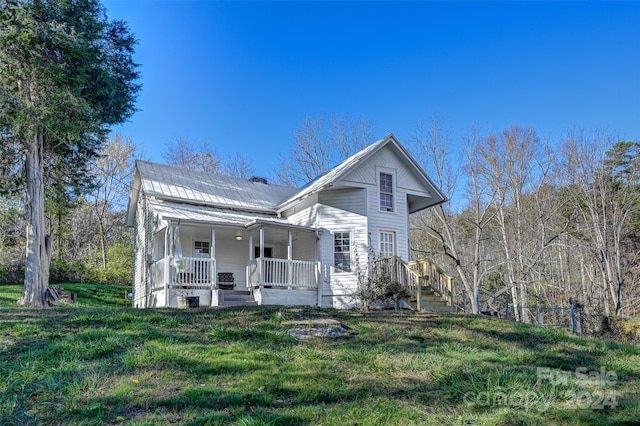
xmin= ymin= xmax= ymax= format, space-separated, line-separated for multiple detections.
xmin=0 ymin=0 xmax=140 ymax=306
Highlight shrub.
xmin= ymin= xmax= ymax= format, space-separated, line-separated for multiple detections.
xmin=0 ymin=264 xmax=24 ymax=285
xmin=600 ymin=316 xmax=640 ymax=344
xmin=351 ymin=251 xmax=411 ymax=311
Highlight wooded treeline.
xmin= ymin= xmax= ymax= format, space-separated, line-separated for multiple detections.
xmin=411 ymin=120 xmax=640 ymax=320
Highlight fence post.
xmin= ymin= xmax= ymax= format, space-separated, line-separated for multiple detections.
xmin=537 ymin=304 xmax=542 ymax=325
xmin=505 ymin=302 xmax=510 ymax=320
xmin=462 ymin=289 xmax=467 ymax=313
xmin=571 ymin=304 xmax=577 ymax=334
xmin=476 ymin=288 xmax=481 ymax=313
xmin=580 ymin=308 xmax=584 ymax=334
xmin=416 ymin=276 xmax=423 ymax=311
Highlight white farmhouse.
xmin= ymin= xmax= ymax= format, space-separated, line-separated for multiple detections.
xmin=125 ymin=134 xmax=452 ymax=309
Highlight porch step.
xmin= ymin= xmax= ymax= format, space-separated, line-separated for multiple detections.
xmin=217 ymin=290 xmax=256 ymax=307
xmin=411 ymin=288 xmax=452 ymax=313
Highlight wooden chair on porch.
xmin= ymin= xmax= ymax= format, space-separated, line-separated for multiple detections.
xmin=217 ymin=272 xmax=235 ymax=290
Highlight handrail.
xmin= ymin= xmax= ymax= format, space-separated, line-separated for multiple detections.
xmin=407 ymin=258 xmax=453 ymax=307
xmin=371 ymin=256 xmax=453 ymax=308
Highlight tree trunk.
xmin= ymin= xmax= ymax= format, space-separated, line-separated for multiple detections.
xmin=18 ymin=133 xmax=51 ymax=307
xmin=99 ymin=220 xmax=108 ymax=270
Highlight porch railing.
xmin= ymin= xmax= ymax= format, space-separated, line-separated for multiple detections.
xmin=168 ymin=256 xmax=216 ymax=288
xmin=370 ymin=256 xmax=453 ymax=308
xmin=247 ymin=257 xmax=317 ymax=288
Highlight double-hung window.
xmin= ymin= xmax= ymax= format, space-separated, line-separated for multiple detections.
xmin=334 ymin=232 xmax=351 ymax=272
xmin=380 ymin=231 xmax=395 ymax=259
xmin=380 ymin=172 xmax=394 ymax=212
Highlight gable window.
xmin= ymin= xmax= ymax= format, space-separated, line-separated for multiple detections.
xmin=380 ymin=172 xmax=394 ymax=212
xmin=334 ymin=232 xmax=351 ymax=272
xmin=380 ymin=231 xmax=395 ymax=259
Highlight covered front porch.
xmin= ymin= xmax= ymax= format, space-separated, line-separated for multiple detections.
xmin=147 ymin=217 xmax=321 ymax=308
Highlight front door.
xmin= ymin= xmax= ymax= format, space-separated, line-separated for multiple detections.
xmin=254 ymin=246 xmax=272 ymax=259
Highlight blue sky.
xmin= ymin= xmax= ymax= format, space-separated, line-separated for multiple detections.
xmin=104 ymin=1 xmax=640 ymax=180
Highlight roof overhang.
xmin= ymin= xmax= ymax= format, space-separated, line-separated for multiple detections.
xmin=149 ymin=200 xmax=318 ymax=233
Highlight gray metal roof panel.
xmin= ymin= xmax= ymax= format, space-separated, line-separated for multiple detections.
xmin=136 ymin=161 xmax=298 ymax=211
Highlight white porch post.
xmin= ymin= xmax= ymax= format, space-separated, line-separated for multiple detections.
xmin=316 ymin=232 xmax=322 ymax=308
xmin=211 ymin=228 xmax=216 ymax=288
xmin=248 ymin=232 xmax=254 ymax=290
xmin=164 ymin=221 xmax=174 ymax=308
xmin=287 ymin=231 xmax=293 ymax=287
xmin=259 ymin=227 xmax=265 ymax=258
xmin=259 ymin=227 xmax=265 ymax=286
xmin=164 ymin=222 xmax=171 ymax=305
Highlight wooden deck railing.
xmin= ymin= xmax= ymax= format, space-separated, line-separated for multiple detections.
xmin=247 ymin=257 xmax=317 ymax=288
xmin=370 ymin=256 xmax=453 ymax=309
xmin=407 ymin=258 xmax=453 ymax=307
xmin=369 ymin=256 xmax=421 ymax=298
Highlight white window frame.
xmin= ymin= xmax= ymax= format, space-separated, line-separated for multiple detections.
xmin=193 ymin=240 xmax=210 ymax=257
xmin=333 ymin=231 xmax=352 ymax=273
xmin=379 ymin=231 xmax=395 ymax=259
xmin=379 ymin=170 xmax=395 ymax=212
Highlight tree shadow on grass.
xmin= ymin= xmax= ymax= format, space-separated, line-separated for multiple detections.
xmin=3 ymin=307 xmax=639 ymax=425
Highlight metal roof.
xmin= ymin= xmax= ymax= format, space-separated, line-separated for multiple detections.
xmin=125 ymin=134 xmax=446 ymax=227
xmin=136 ymin=161 xmax=298 ymax=212
xmin=149 ymin=200 xmax=317 ymax=231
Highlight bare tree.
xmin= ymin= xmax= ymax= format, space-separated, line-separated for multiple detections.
xmin=473 ymin=126 xmax=559 ymax=322
xmin=90 ymin=134 xmax=138 ymax=269
xmin=411 ymin=117 xmax=495 ymax=314
xmin=221 ymin=152 xmax=255 ymax=179
xmin=561 ymin=129 xmax=640 ymax=316
xmin=276 ymin=113 xmax=376 ymax=186
xmin=163 ymin=138 xmax=221 ymax=173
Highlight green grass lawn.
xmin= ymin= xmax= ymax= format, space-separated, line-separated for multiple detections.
xmin=0 ymin=287 xmax=638 ymax=425
xmin=0 ymin=283 xmax=132 ymax=308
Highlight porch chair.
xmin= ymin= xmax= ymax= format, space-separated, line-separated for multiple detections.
xmin=217 ymin=272 xmax=235 ymax=290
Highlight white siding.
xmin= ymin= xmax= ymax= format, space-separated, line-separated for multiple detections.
xmin=342 ymin=148 xmax=433 ymax=198
xmin=339 ymin=147 xmax=417 ymax=261
xmin=283 ymin=193 xmax=318 ymax=218
xmin=287 ymin=204 xmax=319 ymax=228
xmin=292 ymin=232 xmax=316 ymax=262
xmin=133 ymin=192 xmax=154 ymax=308
xmin=318 ymin=188 xmax=366 ymax=215
xmin=316 ymin=204 xmax=368 ymax=308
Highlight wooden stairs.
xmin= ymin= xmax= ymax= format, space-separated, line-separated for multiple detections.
xmin=371 ymin=256 xmax=454 ymax=313
xmin=412 ymin=286 xmax=452 ymax=312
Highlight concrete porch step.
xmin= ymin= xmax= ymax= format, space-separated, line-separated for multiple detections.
xmin=216 ymin=290 xmax=256 ymax=306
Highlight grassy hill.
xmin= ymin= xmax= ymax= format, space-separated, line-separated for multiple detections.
xmin=0 ymin=286 xmax=638 ymax=425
